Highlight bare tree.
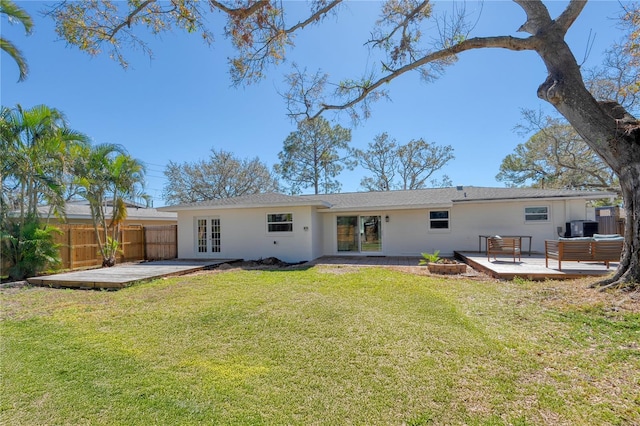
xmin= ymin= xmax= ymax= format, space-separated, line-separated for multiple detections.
xmin=354 ymin=133 xmax=454 ymax=191
xmin=396 ymin=138 xmax=454 ymax=190
xmin=353 ymin=133 xmax=398 ymax=191
xmin=163 ymin=149 xmax=279 ymax=204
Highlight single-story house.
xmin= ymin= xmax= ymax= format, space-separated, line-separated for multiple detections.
xmin=158 ymin=186 xmax=615 ymax=263
xmin=33 ymin=201 xmax=177 ymax=227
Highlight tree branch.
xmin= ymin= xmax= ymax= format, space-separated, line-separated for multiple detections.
xmin=514 ymin=0 xmax=552 ymax=35
xmin=209 ymin=0 xmax=269 ymax=19
xmin=318 ymin=35 xmax=537 ymax=116
xmin=555 ymin=0 xmax=587 ymax=33
xmin=367 ymin=0 xmax=430 ymax=49
xmin=107 ymin=0 xmax=156 ymax=40
xmin=285 ymin=0 xmax=343 ymax=34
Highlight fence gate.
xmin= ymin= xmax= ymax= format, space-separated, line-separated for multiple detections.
xmin=144 ymin=225 xmax=178 ymax=260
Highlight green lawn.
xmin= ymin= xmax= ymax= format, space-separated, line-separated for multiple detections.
xmin=1 ymin=266 xmax=639 ymax=425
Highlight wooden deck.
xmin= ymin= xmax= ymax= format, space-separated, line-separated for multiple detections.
xmin=27 ymin=259 xmax=239 ymax=289
xmin=456 ymin=251 xmax=619 ymax=280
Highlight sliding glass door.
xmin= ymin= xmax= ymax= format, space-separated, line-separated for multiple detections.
xmin=336 ymin=216 xmax=382 ymax=253
xmin=359 ymin=215 xmax=382 ymax=252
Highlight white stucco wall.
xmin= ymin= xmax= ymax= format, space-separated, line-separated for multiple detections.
xmin=317 ymin=198 xmax=594 ymax=257
xmin=174 ymin=198 xmax=595 ymax=262
xmin=176 ymin=206 xmax=316 ymax=263
xmin=310 ymin=209 xmax=324 ymax=260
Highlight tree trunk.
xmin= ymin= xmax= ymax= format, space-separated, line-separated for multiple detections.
xmin=531 ymin=14 xmax=640 ymax=289
xmin=601 ymin=174 xmax=640 ymax=287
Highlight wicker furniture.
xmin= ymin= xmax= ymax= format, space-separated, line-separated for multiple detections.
xmin=545 ymin=235 xmax=624 ymax=271
xmin=487 ymin=236 xmax=522 ymax=262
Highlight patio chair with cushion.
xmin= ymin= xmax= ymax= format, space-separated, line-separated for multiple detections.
xmin=487 ymin=236 xmax=522 ymax=262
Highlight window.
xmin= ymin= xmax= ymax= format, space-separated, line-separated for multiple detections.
xmin=267 ymin=213 xmax=293 ymax=232
xmin=429 ymin=210 xmax=449 ymax=229
xmin=525 ymin=206 xmax=549 ymax=222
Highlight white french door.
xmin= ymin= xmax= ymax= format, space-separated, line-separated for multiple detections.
xmin=195 ymin=217 xmax=221 ymax=255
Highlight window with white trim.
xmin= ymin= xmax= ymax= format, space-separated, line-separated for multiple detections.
xmin=429 ymin=210 xmax=449 ymax=229
xmin=524 ymin=206 xmax=549 ymax=222
xmin=267 ymin=213 xmax=293 ymax=232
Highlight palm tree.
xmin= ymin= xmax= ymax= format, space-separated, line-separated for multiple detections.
xmin=1 ymin=104 xmax=89 ymax=223
xmin=1 ymin=104 xmax=88 ymax=279
xmin=73 ymin=144 xmax=149 ymax=267
xmin=0 ymin=0 xmax=33 ymax=82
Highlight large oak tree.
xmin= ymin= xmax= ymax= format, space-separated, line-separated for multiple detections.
xmin=49 ymin=0 xmax=639 ymax=288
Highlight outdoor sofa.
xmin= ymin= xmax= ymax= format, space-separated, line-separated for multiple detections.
xmin=544 ymin=234 xmax=624 ymax=271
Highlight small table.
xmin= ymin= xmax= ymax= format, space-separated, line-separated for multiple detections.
xmin=479 ymin=235 xmax=533 ymax=256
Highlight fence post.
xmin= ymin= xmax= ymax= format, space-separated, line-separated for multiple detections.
xmin=67 ymin=226 xmax=74 ymax=270
xmin=143 ymin=226 xmax=147 ymax=261
xmin=120 ymin=227 xmax=125 ymax=263
xmin=175 ymin=225 xmax=178 ymax=259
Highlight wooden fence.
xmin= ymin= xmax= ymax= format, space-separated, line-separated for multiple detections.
xmin=144 ymin=225 xmax=178 ymax=260
xmin=54 ymin=224 xmax=177 ymax=270
xmin=596 ymin=206 xmax=626 ymax=236
xmin=596 ymin=216 xmax=625 ymax=236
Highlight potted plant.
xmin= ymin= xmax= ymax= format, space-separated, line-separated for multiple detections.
xmin=419 ymin=251 xmax=467 ymax=274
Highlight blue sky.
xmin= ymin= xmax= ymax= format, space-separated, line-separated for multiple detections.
xmin=1 ymin=1 xmax=627 ymax=206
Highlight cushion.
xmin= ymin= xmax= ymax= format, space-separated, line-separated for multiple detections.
xmin=593 ymin=236 xmax=624 ymax=241
xmin=559 ymin=237 xmax=593 ymax=241
xmin=593 ymin=234 xmax=623 ymax=240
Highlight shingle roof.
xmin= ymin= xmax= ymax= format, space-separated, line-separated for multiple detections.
xmin=159 ymin=187 xmax=615 ymax=212
xmin=158 ymin=192 xmax=331 ymax=211
xmin=301 ymin=187 xmax=615 ymax=211
xmin=35 ymin=204 xmax=177 ymax=221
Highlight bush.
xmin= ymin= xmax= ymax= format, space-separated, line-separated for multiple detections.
xmin=419 ymin=251 xmax=441 ymax=265
xmin=0 ymin=216 xmax=61 ymax=280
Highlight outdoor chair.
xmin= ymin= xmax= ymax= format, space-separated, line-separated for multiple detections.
xmin=487 ymin=236 xmax=521 ymax=262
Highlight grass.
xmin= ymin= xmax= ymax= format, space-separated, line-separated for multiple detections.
xmin=1 ymin=266 xmax=639 ymax=425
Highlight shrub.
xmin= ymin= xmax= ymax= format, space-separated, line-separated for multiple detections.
xmin=419 ymin=251 xmax=441 ymax=265
xmin=1 ymin=216 xmax=61 ymax=280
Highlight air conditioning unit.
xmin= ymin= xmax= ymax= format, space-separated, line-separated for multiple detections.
xmin=565 ymin=220 xmax=599 ymax=237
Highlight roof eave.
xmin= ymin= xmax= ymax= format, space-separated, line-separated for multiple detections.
xmin=317 ymin=203 xmax=454 ymax=212
xmin=452 ymin=192 xmax=617 ymax=203
xmin=158 ymin=200 xmax=332 ymax=212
